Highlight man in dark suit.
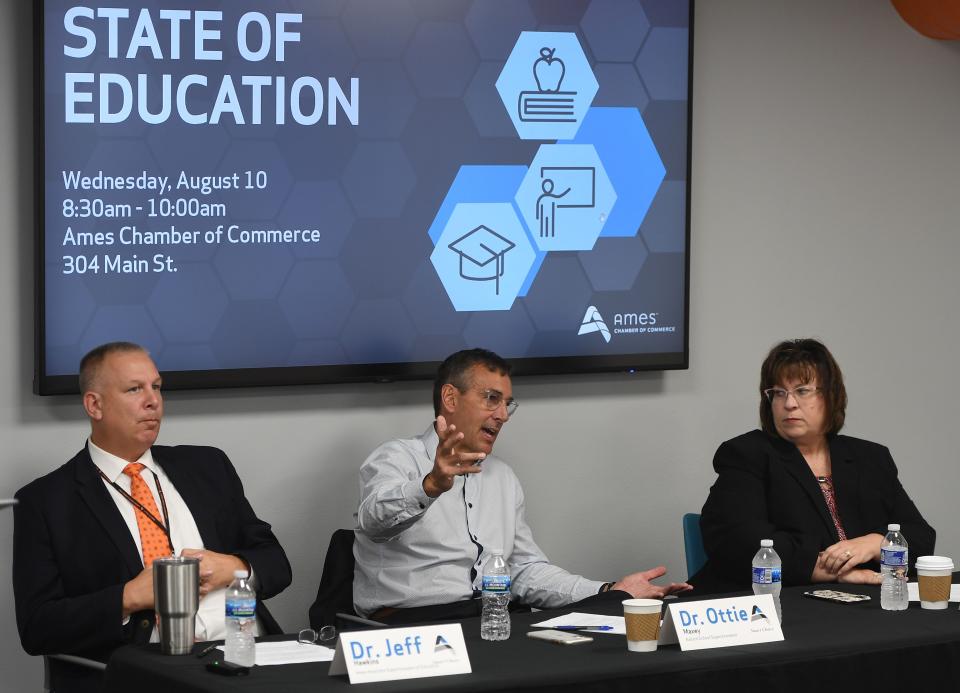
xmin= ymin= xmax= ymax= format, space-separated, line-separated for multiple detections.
xmin=13 ymin=342 xmax=291 ymax=691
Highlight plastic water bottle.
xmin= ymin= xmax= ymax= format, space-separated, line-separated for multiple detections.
xmin=224 ymin=569 xmax=256 ymax=666
xmin=880 ymin=523 xmax=909 ymax=611
xmin=481 ymin=552 xmax=511 ymax=641
xmin=752 ymin=539 xmax=782 ymax=624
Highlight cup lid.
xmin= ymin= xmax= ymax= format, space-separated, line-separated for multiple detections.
xmin=915 ymin=555 xmax=954 ymax=571
xmin=153 ymin=555 xmax=199 ymax=565
xmin=622 ymin=598 xmax=663 ymax=607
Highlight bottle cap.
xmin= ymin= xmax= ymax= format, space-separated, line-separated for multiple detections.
xmin=887 ymin=523 xmax=900 ymax=532
xmin=233 ymin=569 xmax=249 ymax=579
xmin=760 ymin=539 xmax=773 ymax=547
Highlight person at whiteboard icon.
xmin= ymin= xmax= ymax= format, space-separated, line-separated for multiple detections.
xmin=536 ymin=178 xmax=570 ymax=238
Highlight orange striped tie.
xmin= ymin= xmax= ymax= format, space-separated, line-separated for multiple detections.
xmin=122 ymin=463 xmax=173 ymax=567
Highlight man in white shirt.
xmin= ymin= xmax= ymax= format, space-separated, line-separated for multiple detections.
xmin=353 ymin=348 xmax=689 ymax=623
xmin=13 ymin=342 xmax=290 ymax=690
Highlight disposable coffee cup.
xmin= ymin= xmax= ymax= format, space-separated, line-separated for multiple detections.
xmin=153 ymin=556 xmax=200 ymax=655
xmin=915 ymin=556 xmax=954 ymax=610
xmin=622 ymin=599 xmax=662 ymax=652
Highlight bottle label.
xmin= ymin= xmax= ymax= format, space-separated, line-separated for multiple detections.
xmin=226 ymin=597 xmax=256 ymax=618
xmin=752 ymin=567 xmax=781 ymax=584
xmin=482 ymin=574 xmax=511 ymax=593
xmin=881 ymin=548 xmax=907 ymax=568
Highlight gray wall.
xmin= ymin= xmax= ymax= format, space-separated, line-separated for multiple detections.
xmin=3 ymin=1 xmax=960 ymax=689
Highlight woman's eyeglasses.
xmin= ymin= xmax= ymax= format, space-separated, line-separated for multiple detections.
xmin=763 ymin=386 xmax=820 ymax=403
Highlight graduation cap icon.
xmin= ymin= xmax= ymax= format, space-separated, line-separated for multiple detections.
xmin=447 ymin=225 xmax=516 ymax=295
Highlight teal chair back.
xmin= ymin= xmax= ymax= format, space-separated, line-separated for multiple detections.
xmin=682 ymin=513 xmax=707 ymax=578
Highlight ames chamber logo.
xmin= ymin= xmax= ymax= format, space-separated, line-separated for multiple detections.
xmin=577 ymin=305 xmax=675 ymax=343
xmin=578 ymin=305 xmax=610 ymax=343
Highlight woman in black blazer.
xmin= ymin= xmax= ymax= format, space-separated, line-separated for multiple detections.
xmin=690 ymin=339 xmax=935 ymax=595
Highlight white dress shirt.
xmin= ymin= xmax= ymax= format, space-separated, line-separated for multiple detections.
xmin=353 ymin=425 xmax=603 ymax=616
xmin=88 ymin=440 xmax=258 ymax=641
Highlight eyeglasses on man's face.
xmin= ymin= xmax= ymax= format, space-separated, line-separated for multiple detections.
xmin=476 ymin=389 xmax=518 ymax=416
xmin=763 ymin=386 xmax=821 ymax=403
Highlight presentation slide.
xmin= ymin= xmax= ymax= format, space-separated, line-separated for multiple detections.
xmin=38 ymin=0 xmax=692 ymax=393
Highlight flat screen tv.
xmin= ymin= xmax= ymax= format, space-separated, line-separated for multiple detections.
xmin=36 ymin=0 xmax=693 ymax=394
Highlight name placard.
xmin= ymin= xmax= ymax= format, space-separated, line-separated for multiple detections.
xmin=329 ymin=624 xmax=471 ymax=684
xmin=659 ymin=594 xmax=783 ymax=651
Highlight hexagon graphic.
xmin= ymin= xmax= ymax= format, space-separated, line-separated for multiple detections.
xmin=465 ymin=62 xmax=516 ymax=139
xmin=44 ymin=276 xmax=96 ymax=347
xmin=565 ymin=108 xmax=665 ymax=238
xmin=431 ymin=203 xmax=535 ymax=312
xmin=428 ymin=166 xmax=526 ymax=244
xmin=578 ymin=235 xmax=649 ymax=292
xmin=278 ymin=261 xmax=353 ymax=339
xmin=340 ymin=299 xmax=417 ymax=363
xmin=159 ymin=345 xmax=220 ymax=371
xmin=495 ymin=32 xmax=598 ymax=140
xmin=427 ymin=166 xmax=545 ymax=298
xmin=515 ymin=144 xmax=615 ymax=251
xmin=639 ymin=180 xmax=686 ymax=253
xmin=465 ymin=1 xmax=537 ymax=60
xmin=592 ymin=63 xmax=649 ymax=113
xmin=581 ymin=0 xmax=651 ymax=62
xmin=353 ymin=61 xmax=417 ymax=139
xmin=79 ymin=306 xmax=163 ymax=359
xmin=211 ymin=301 xmax=296 ymax=368
xmin=463 ymin=308 xmax=536 ymax=357
xmin=522 ymin=255 xmax=595 ymax=332
xmin=635 ymin=27 xmax=690 ymax=101
xmin=147 ymin=263 xmax=228 ymax=342
xmin=401 ymin=260 xmax=470 ymax=336
xmin=217 ymin=141 xmax=294 ymax=220
xmin=214 ymin=243 xmax=294 ymax=300
xmin=277 ymin=181 xmax=354 ymax=260
xmin=341 ymin=0 xmax=418 ymax=59
xmin=404 ymin=22 xmax=479 ymax=99
xmin=342 ymin=142 xmax=416 ymax=218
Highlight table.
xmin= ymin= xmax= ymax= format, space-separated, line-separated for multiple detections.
xmin=104 ymin=583 xmax=960 ymax=693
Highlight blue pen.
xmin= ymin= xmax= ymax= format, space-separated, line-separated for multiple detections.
xmin=553 ymin=625 xmax=614 ymax=631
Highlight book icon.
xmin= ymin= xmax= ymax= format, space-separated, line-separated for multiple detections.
xmin=519 ymin=47 xmax=577 ymax=122
xmin=518 ymin=92 xmax=576 ymax=122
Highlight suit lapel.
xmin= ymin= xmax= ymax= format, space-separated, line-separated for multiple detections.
xmin=74 ymin=447 xmax=144 ymax=576
xmin=777 ymin=438 xmax=838 ymax=540
xmin=828 ymin=436 xmax=859 ymax=534
xmin=153 ymin=448 xmax=219 ymax=550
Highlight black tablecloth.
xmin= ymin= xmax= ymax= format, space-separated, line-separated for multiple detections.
xmin=104 ymin=583 xmax=960 ymax=693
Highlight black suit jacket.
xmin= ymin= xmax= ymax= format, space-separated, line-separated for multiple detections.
xmin=13 ymin=444 xmax=292 ymax=662
xmin=689 ymin=430 xmax=935 ymax=595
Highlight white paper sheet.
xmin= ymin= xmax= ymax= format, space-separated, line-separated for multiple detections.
xmin=216 ymin=641 xmax=336 ymax=665
xmin=530 ymin=611 xmax=626 ymax=635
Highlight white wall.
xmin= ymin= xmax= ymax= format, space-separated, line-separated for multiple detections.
xmin=3 ymin=1 xmax=960 ymax=689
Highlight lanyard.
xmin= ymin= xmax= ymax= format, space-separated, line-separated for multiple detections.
xmin=98 ymin=466 xmax=173 ymax=549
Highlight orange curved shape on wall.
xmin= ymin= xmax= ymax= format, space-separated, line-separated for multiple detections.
xmin=891 ymin=0 xmax=960 ymax=39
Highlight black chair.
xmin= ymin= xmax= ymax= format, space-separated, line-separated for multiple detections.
xmin=682 ymin=512 xmax=708 ymax=579
xmin=308 ymin=529 xmax=362 ymax=630
xmin=42 ymin=654 xmax=106 ymax=693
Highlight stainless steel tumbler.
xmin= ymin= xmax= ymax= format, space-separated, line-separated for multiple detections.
xmin=153 ymin=556 xmax=200 ymax=655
